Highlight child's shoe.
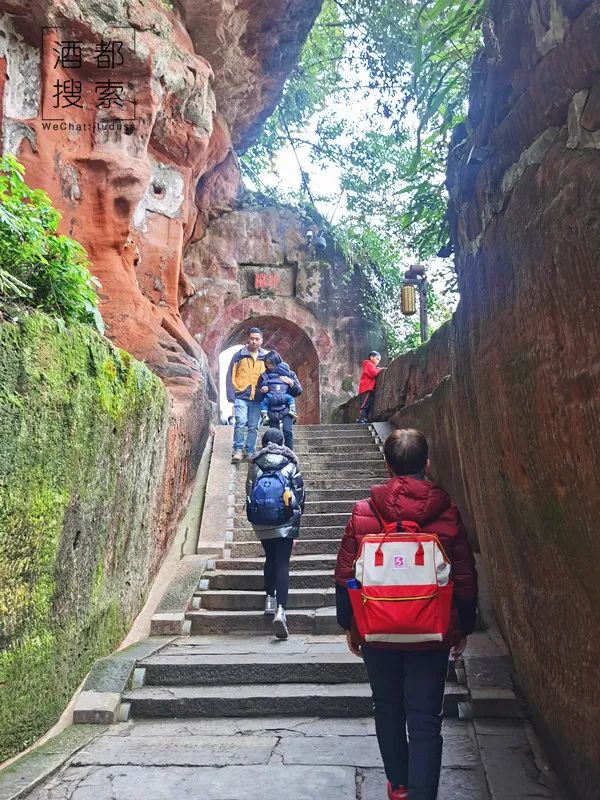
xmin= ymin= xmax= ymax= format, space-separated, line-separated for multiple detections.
xmin=260 ymin=411 xmax=269 ymax=426
xmin=273 ymin=606 xmax=288 ymax=639
xmin=387 ymin=783 xmax=407 ymax=800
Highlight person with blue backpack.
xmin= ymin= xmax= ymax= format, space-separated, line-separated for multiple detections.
xmin=256 ymin=351 xmax=302 ymax=451
xmin=246 ymin=428 xmax=305 ymax=639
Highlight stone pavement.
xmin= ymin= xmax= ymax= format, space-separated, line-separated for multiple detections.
xmin=7 ymin=425 xmax=567 ymax=799
xmin=25 ymin=713 xmax=562 ymax=800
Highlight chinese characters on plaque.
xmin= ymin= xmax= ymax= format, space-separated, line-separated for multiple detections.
xmin=254 ymin=272 xmax=280 ymax=291
xmin=239 ymin=265 xmax=294 ymax=298
xmin=42 ymin=27 xmax=136 ymax=123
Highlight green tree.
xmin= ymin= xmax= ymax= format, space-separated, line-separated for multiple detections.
xmin=241 ymin=0 xmax=483 ymax=352
xmin=0 ymin=155 xmax=103 ymax=332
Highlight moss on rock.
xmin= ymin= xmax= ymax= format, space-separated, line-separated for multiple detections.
xmin=0 ymin=313 xmax=169 ymax=760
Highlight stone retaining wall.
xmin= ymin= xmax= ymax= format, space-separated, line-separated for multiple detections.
xmin=0 ymin=314 xmax=170 ymax=761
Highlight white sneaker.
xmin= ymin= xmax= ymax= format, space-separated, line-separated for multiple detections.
xmin=273 ymin=606 xmax=288 ymax=639
xmin=232 ymin=450 xmax=243 ymax=462
xmin=264 ymin=595 xmax=277 ymax=615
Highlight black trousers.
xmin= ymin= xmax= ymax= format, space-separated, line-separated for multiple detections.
xmin=268 ymin=414 xmax=294 ymax=450
xmin=358 ymin=390 xmax=374 ymax=421
xmin=261 ymin=538 xmax=294 ymax=609
xmin=362 ymin=646 xmax=450 ymax=799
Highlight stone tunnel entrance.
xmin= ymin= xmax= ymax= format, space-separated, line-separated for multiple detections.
xmin=221 ymin=315 xmax=320 ymax=424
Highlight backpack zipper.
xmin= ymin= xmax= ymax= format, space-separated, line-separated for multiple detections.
xmin=362 ymin=591 xmax=437 ymax=604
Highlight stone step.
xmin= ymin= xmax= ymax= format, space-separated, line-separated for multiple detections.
xmin=294 ymin=426 xmax=374 ymax=435
xmin=186 ymin=607 xmax=337 ymax=635
xmin=294 ymin=424 xmax=371 ymax=432
xmin=206 ymin=570 xmax=332 ymax=591
xmin=124 ymin=682 xmax=467 ymax=719
xmin=229 ymin=538 xmax=340 ymax=558
xmin=141 ymin=652 xmax=366 ymax=686
xmin=236 ymin=500 xmax=356 ymax=515
xmin=215 ymin=554 xmax=337 ymax=572
xmin=304 ymin=500 xmax=357 ymax=514
xmin=235 ymin=479 xmax=377 ymax=491
xmin=194 ymin=588 xmax=335 ymax=611
xmin=299 ymin=465 xmax=386 ymax=475
xmin=296 ymin=461 xmax=386 ymax=473
xmin=302 ymin=482 xmax=378 ymax=493
xmin=298 ymin=450 xmax=383 ymax=461
xmin=294 ymin=441 xmax=377 ymax=451
xmin=293 ymin=444 xmax=382 ymax=455
xmin=238 ymin=489 xmax=371 ymax=503
xmin=233 ymin=476 xmax=383 ymax=492
xmin=293 ymin=432 xmax=376 ymax=441
xmin=233 ymin=469 xmax=385 ymax=482
xmin=230 ymin=526 xmax=345 ymax=542
xmin=235 ymin=512 xmax=351 ymax=529
xmin=141 ymin=653 xmax=461 ymax=688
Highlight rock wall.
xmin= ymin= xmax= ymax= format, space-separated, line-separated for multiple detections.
xmin=344 ymin=3 xmax=600 ymax=796
xmin=0 ymin=313 xmax=170 ymax=760
xmin=182 ymin=197 xmax=385 ymax=422
xmin=0 ymin=0 xmax=325 ymax=757
xmin=0 ymin=0 xmax=323 ymax=503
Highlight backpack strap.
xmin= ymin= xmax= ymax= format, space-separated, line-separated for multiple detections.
xmin=367 ymin=499 xmax=425 ymax=567
xmin=367 ymin=498 xmax=396 ymax=533
xmin=368 ymin=499 xmax=396 ymax=566
xmin=262 ymin=467 xmax=289 ymax=490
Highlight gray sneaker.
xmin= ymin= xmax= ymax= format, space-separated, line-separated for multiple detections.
xmin=232 ymin=450 xmax=243 ymax=463
xmin=264 ymin=595 xmax=277 ymax=616
xmin=273 ymin=606 xmax=288 ymax=639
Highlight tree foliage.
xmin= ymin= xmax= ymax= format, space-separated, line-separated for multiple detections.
xmin=242 ymin=0 xmax=483 ymax=352
xmin=0 ymin=155 xmax=103 ymax=333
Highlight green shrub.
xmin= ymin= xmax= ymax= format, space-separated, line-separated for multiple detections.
xmin=0 ymin=154 xmax=104 ymax=333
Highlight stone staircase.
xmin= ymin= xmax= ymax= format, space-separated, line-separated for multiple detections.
xmin=123 ymin=424 xmax=469 ymax=719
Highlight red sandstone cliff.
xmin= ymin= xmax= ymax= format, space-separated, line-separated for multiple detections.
xmin=0 ymin=0 xmax=323 ymax=550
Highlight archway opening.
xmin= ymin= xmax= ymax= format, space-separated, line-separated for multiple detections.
xmin=218 ymin=343 xmax=243 ymax=422
xmin=220 ymin=315 xmax=320 ymax=424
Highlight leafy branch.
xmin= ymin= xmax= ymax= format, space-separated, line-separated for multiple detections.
xmin=0 ymin=154 xmax=104 ymax=332
xmin=241 ymin=0 xmax=482 ymax=351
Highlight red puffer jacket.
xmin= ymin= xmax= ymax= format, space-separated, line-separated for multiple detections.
xmin=358 ymin=360 xmax=383 ymax=394
xmin=334 ymin=475 xmax=478 ymax=650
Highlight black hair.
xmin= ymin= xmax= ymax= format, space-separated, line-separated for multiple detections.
xmin=262 ymin=428 xmax=284 ymax=447
xmin=384 ymin=428 xmax=428 ymax=476
xmin=265 ymin=350 xmax=283 ymax=367
xmin=368 ymin=351 xmax=381 ymax=359
xmin=248 ymin=327 xmax=263 ymax=336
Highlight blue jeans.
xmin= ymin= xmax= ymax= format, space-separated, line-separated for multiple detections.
xmin=233 ymin=398 xmax=261 ymax=455
xmin=362 ymin=647 xmax=450 ymax=799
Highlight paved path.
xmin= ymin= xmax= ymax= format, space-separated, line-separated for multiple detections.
xmin=18 ymin=425 xmax=567 ymax=799
xmin=26 ymin=713 xmax=561 ymax=799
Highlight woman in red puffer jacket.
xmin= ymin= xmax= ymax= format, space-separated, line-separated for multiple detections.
xmin=335 ymin=429 xmax=478 ymax=800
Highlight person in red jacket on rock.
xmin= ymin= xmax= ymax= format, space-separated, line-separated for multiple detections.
xmin=335 ymin=429 xmax=478 ymax=800
xmin=357 ymin=351 xmax=385 ymax=423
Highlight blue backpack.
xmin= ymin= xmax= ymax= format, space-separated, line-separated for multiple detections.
xmin=247 ymin=467 xmax=293 ymax=526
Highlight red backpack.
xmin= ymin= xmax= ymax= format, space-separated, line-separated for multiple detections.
xmin=348 ymin=500 xmax=454 ymax=644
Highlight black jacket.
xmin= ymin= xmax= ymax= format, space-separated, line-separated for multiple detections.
xmin=256 ymin=363 xmax=302 ymax=400
xmin=246 ymin=443 xmax=305 ymax=540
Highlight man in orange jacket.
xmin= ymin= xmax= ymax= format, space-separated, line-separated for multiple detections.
xmin=357 ymin=351 xmax=385 ymax=424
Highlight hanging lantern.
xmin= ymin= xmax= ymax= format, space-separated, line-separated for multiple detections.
xmin=401 ymin=284 xmax=417 ymax=315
